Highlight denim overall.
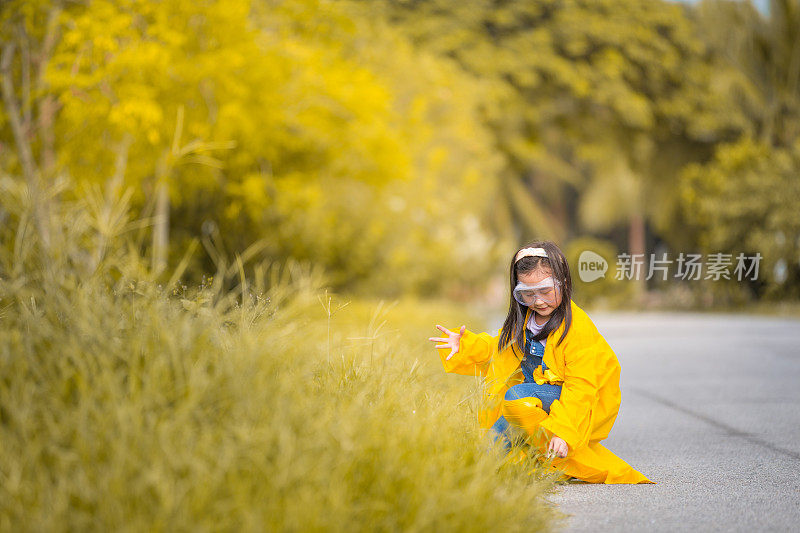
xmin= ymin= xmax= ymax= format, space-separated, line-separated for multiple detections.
xmin=490 ymin=329 xmax=563 ymax=446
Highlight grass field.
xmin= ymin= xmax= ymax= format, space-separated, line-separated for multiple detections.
xmin=0 ymin=188 xmax=560 ymax=531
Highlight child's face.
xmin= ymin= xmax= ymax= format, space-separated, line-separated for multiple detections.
xmin=517 ymin=268 xmax=562 ymax=317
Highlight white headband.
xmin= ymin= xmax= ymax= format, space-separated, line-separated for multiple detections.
xmin=515 ymin=247 xmax=548 ymax=263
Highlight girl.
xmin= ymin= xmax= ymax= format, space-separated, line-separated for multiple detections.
xmin=428 ymin=241 xmax=652 ymax=484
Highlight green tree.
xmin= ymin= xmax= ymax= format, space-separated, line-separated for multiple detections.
xmin=361 ymin=0 xmax=743 ymax=271
xmin=681 ymin=0 xmax=800 ymax=296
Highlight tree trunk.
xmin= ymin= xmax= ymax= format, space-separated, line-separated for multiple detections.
xmin=629 ymin=212 xmax=646 ymax=294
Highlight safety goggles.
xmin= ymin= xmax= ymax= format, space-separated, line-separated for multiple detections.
xmin=513 ymin=277 xmax=561 ymax=306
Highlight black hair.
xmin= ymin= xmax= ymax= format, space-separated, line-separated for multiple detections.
xmin=497 ymin=240 xmax=573 ymax=354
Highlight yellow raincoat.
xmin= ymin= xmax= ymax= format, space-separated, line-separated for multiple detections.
xmin=438 ymin=300 xmax=652 ymax=484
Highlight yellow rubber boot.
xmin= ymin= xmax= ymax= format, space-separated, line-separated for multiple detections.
xmin=502 ymin=397 xmax=548 ymax=435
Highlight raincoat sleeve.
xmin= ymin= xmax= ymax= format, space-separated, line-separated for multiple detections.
xmin=437 ymin=329 xmax=496 ymax=377
xmin=539 ymin=324 xmax=601 ymax=452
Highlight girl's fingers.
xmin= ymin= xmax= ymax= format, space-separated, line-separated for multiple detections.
xmin=547 ymin=438 xmax=567 ymax=458
xmin=446 ymin=348 xmax=457 ymax=361
xmin=436 ymin=324 xmax=453 ymax=335
xmin=428 ymin=337 xmax=448 ymax=342
xmin=435 ymin=344 xmax=449 ymax=349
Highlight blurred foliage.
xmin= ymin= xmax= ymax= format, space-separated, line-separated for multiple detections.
xmin=679 ymin=0 xmax=800 ymax=300
xmin=2 ymin=0 xmax=502 ymax=295
xmin=366 ymin=0 xmax=745 ymax=246
xmin=1 ymin=0 xmax=800 ymax=302
xmin=680 ymin=137 xmax=800 ymax=297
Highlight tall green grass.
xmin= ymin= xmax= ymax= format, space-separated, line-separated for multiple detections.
xmin=0 ymin=179 xmax=560 ymax=531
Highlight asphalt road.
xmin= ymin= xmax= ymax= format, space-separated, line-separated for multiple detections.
xmin=546 ymin=311 xmax=800 ymax=532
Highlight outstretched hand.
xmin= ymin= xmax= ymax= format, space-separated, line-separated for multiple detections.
xmin=428 ymin=324 xmax=466 ymax=361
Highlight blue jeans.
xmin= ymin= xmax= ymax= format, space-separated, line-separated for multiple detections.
xmin=490 ymin=382 xmax=562 ymax=450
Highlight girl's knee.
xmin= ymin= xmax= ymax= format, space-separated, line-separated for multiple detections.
xmin=505 ymin=384 xmax=533 ymax=401
xmin=501 ymin=396 xmax=546 ymax=431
